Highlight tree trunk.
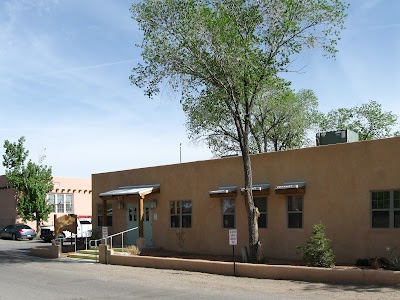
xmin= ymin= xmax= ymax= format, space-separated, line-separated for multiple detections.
xmin=36 ymin=217 xmax=41 ymax=237
xmin=241 ymin=149 xmax=262 ymax=262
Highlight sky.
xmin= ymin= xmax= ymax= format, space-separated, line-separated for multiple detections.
xmin=0 ymin=0 xmax=399 ymax=179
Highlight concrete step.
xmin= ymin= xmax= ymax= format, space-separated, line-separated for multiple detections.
xmin=67 ymin=247 xmax=131 ymax=260
xmin=67 ymin=250 xmax=98 ymax=260
xmin=76 ymin=249 xmax=98 ymax=255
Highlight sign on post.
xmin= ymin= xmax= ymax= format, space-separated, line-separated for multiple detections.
xmin=102 ymin=226 xmax=108 ymax=240
xmin=229 ymin=229 xmax=237 ymax=276
xmin=229 ymin=229 xmax=237 ymax=245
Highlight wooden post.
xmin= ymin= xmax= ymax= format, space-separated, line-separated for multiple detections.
xmin=102 ymin=199 xmax=107 ymax=227
xmin=139 ymin=196 xmax=144 ymax=238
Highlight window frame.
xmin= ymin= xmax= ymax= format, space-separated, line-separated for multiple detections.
xmin=47 ymin=193 xmax=73 ymax=214
xmin=170 ymin=200 xmax=192 ymax=228
xmin=371 ymin=190 xmax=400 ymax=229
xmin=287 ymin=195 xmax=303 ymax=229
xmin=97 ymin=203 xmax=113 ymax=227
xmin=221 ymin=198 xmax=236 ymax=229
xmin=254 ymin=196 xmax=268 ymax=229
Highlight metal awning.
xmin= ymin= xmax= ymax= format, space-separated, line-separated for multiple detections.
xmin=99 ymin=184 xmax=160 ymax=198
xmin=209 ymin=186 xmax=237 ymax=198
xmin=240 ymin=183 xmax=270 ymax=195
xmin=275 ymin=182 xmax=306 ymax=195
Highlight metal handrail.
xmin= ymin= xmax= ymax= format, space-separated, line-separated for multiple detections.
xmin=55 ymin=229 xmax=93 ymax=253
xmin=88 ymin=227 xmax=139 ymax=262
xmin=107 ymin=227 xmax=138 ymax=252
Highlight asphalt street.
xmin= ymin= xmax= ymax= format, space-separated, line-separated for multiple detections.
xmin=0 ymin=239 xmax=399 ymax=300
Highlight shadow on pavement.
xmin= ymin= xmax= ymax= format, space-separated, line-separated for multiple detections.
xmin=0 ymin=240 xmax=96 ymax=265
xmin=299 ymin=281 xmax=400 ymax=293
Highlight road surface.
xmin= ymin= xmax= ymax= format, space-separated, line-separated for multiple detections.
xmin=0 ymin=239 xmax=398 ymax=299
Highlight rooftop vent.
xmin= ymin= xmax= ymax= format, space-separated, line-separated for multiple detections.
xmin=316 ymin=129 xmax=359 ymax=146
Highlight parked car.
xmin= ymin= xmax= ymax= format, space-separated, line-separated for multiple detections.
xmin=0 ymin=224 xmax=37 ymax=240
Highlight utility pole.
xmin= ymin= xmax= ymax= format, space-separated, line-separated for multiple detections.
xmin=180 ymin=143 xmax=182 ymax=163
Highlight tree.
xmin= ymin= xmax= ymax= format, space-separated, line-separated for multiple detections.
xmin=296 ymin=222 xmax=335 ymax=268
xmin=130 ymin=0 xmax=348 ymax=262
xmin=319 ymin=100 xmax=399 ymax=140
xmin=185 ymin=80 xmax=320 ymax=156
xmin=2 ymin=137 xmax=54 ymax=233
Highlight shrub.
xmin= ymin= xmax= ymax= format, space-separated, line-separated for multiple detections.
xmin=126 ymin=245 xmax=141 ymax=255
xmin=175 ymin=229 xmax=185 ymax=251
xmin=355 ymin=258 xmax=370 ymax=267
xmin=296 ymin=222 xmax=335 ymax=268
xmin=386 ymin=246 xmax=400 ymax=270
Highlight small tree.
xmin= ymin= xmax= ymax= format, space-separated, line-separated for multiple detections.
xmin=296 ymin=222 xmax=335 ymax=268
xmin=319 ymin=100 xmax=399 ymax=140
xmin=131 ymin=0 xmax=348 ymax=262
xmin=2 ymin=137 xmax=54 ymax=234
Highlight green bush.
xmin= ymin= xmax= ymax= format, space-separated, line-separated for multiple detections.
xmin=386 ymin=246 xmax=400 ymax=270
xmin=296 ymin=222 xmax=335 ymax=268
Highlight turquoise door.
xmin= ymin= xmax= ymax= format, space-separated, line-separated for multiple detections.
xmin=126 ymin=203 xmax=139 ymax=245
xmin=143 ymin=203 xmax=153 ymax=246
xmin=126 ymin=202 xmax=153 ymax=246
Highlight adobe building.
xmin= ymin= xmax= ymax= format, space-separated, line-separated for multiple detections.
xmin=0 ymin=176 xmax=92 ymax=229
xmin=92 ymin=136 xmax=400 ymax=264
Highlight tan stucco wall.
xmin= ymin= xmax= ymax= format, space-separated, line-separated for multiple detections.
xmin=92 ymin=137 xmax=400 ymax=264
xmin=44 ymin=176 xmax=92 ymax=226
xmin=0 ymin=176 xmax=91 ymax=229
xmin=99 ymin=247 xmax=400 ymax=286
xmin=30 ymin=243 xmax=61 ymax=259
xmin=0 ymin=175 xmax=17 ymax=227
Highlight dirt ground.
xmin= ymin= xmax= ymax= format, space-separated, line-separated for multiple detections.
xmin=138 ymin=248 xmax=362 ymax=269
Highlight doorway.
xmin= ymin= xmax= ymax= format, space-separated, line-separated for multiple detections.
xmin=126 ymin=202 xmax=153 ymax=246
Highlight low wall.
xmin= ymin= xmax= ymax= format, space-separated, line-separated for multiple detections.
xmin=30 ymin=244 xmax=61 ymax=259
xmin=98 ymin=246 xmax=400 ymax=286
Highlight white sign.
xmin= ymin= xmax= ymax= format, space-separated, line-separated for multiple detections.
xmin=229 ymin=229 xmax=237 ymax=245
xmin=102 ymin=226 xmax=108 ymax=239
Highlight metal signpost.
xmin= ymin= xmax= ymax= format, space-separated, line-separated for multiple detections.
xmin=102 ymin=226 xmax=108 ymax=264
xmin=229 ymin=229 xmax=237 ymax=276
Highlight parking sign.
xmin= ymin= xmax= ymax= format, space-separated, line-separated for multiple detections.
xmin=229 ymin=229 xmax=237 ymax=245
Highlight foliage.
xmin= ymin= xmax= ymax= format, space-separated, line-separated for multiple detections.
xmin=127 ymin=245 xmax=141 ymax=255
xmin=319 ymin=100 xmax=399 ymax=140
xmin=187 ymin=79 xmax=320 ymax=156
xmin=131 ymin=0 xmax=348 ymax=262
xmin=296 ymin=222 xmax=335 ymax=268
xmin=2 ymin=137 xmax=54 ymax=233
xmin=386 ymin=246 xmax=400 ymax=271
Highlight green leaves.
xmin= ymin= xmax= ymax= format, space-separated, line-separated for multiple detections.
xmin=2 ymin=137 xmax=28 ymax=171
xmin=2 ymin=137 xmax=54 ymax=229
xmin=297 ymin=222 xmax=336 ymax=268
xmin=319 ymin=100 xmax=399 ymax=140
xmin=131 ymin=0 xmax=348 ymax=262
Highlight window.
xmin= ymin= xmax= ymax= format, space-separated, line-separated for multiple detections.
xmin=48 ymin=194 xmax=56 ymax=213
xmin=56 ymin=194 xmax=64 ymax=213
xmin=47 ymin=193 xmax=73 ymax=214
xmin=128 ymin=207 xmax=137 ymax=222
xmin=222 ymin=199 xmax=235 ymax=228
xmin=254 ymin=197 xmax=267 ymax=228
xmin=65 ymin=194 xmax=73 ymax=213
xmin=97 ymin=203 xmax=113 ymax=226
xmin=287 ymin=195 xmax=303 ymax=228
xmin=170 ymin=200 xmax=192 ymax=228
xmin=371 ymin=190 xmax=400 ymax=228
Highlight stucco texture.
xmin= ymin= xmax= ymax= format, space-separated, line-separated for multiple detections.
xmin=92 ymin=137 xmax=400 ymax=264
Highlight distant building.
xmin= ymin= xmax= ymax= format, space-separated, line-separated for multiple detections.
xmin=92 ymin=136 xmax=400 ymax=264
xmin=0 ymin=176 xmax=92 ymax=229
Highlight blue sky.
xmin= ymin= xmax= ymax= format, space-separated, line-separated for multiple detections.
xmin=0 ymin=0 xmax=399 ymax=178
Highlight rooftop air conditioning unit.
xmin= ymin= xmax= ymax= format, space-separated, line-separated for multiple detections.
xmin=316 ymin=129 xmax=359 ymax=146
